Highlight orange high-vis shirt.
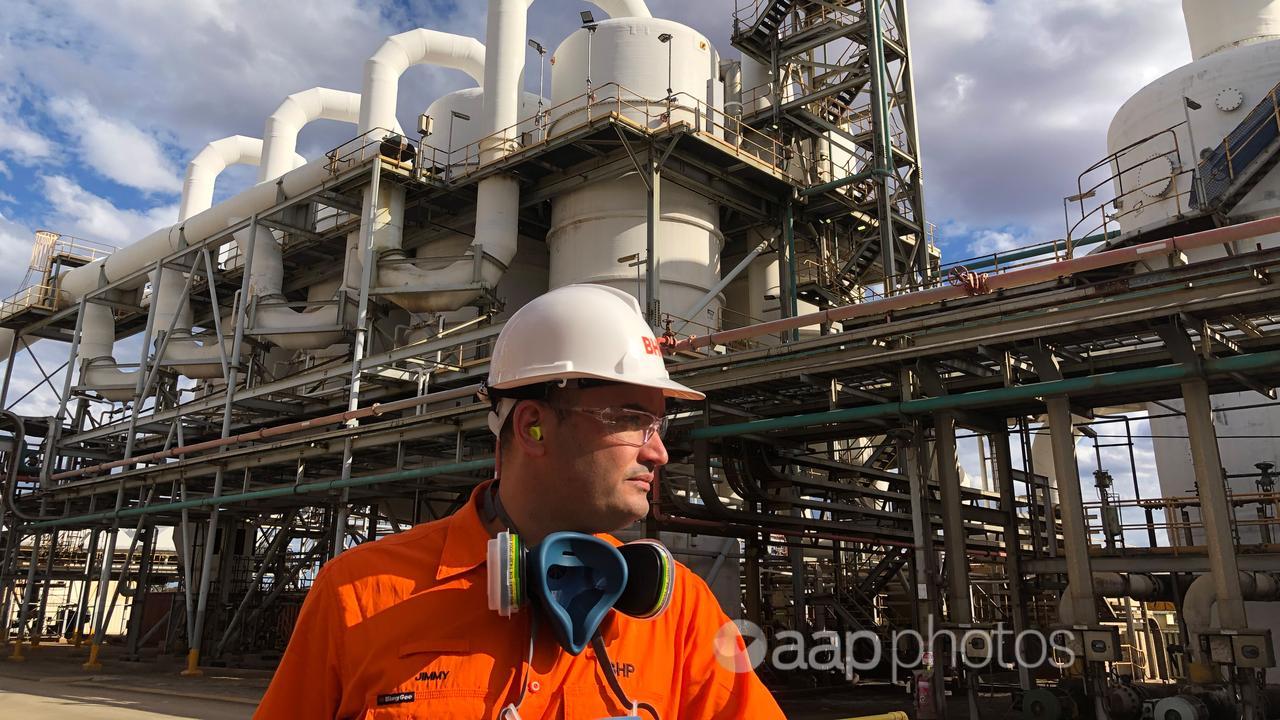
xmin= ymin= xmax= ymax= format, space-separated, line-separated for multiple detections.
xmin=255 ymin=482 xmax=785 ymax=719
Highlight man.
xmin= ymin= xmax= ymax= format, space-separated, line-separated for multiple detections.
xmin=255 ymin=284 xmax=784 ymax=719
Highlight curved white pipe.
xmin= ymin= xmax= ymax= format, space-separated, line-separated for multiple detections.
xmin=358 ymin=29 xmax=486 ymax=137
xmin=260 ymin=88 xmax=404 ymax=182
xmin=353 ymin=27 xmax=499 ymax=313
xmin=78 ymin=303 xmax=136 ymax=402
xmin=179 ymin=135 xmax=266 ymax=222
xmin=75 ymin=135 xmax=302 ymax=395
xmin=1184 ymin=571 xmax=1280 ymax=676
xmin=249 ymin=86 xmax=408 ymax=349
xmin=60 ymin=158 xmax=333 ymax=301
xmin=161 ymin=137 xmax=305 ymax=377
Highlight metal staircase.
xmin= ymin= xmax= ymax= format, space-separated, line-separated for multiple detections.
xmin=1196 ymin=78 xmax=1280 ymax=215
xmin=731 ymin=0 xmax=931 ymax=296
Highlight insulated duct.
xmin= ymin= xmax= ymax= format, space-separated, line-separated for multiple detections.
xmin=1183 ymin=571 xmax=1280 ymax=677
xmin=1058 ymin=572 xmax=1166 ymax=626
xmin=159 ymin=136 xmax=307 ymax=378
xmin=242 ymin=87 xmax=398 ymax=350
xmin=355 ymin=27 xmax=508 ymax=313
xmin=73 ymin=135 xmax=305 ymax=394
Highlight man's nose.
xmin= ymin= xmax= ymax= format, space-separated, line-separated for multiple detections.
xmin=640 ymin=429 xmax=669 ymax=467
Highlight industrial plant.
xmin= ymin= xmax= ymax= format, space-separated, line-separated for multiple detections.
xmin=2 ymin=0 xmax=1279 ymax=717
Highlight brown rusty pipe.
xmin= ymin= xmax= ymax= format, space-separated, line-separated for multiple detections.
xmin=675 ymin=215 xmax=1280 ymax=352
xmin=51 ymin=383 xmax=483 ymax=482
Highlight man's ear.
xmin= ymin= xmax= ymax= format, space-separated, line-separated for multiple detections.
xmin=509 ymin=400 xmax=549 ymax=457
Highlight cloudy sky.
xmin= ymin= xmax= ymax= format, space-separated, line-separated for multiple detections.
xmin=0 ymin=0 xmax=1192 ymax=513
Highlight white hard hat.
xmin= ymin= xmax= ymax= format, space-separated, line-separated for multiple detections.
xmin=484 ymin=284 xmax=704 ymax=435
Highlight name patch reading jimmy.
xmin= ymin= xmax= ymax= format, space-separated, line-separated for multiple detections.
xmin=377 ymin=691 xmax=415 ymax=706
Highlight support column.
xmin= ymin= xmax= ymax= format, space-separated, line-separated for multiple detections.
xmin=72 ymin=529 xmax=99 ymax=646
xmin=934 ymin=412 xmax=971 ymax=624
xmin=187 ymin=212 xmax=258 ymax=676
xmin=334 ymin=158 xmax=383 ymax=558
xmin=645 ymin=145 xmax=661 ymax=327
xmin=10 ymin=521 xmax=41 ymax=661
xmin=31 ymin=526 xmax=58 ymax=648
xmin=993 ymin=428 xmax=1032 ymax=691
xmin=903 ymin=424 xmax=945 ymax=719
xmin=1045 ymin=395 xmax=1096 ymax=624
xmin=1183 ymin=378 xmax=1247 ymax=629
xmin=123 ymin=525 xmax=155 ymax=660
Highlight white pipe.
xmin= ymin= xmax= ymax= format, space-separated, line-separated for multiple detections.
xmin=60 ymin=158 xmax=333 ymax=302
xmin=246 ymin=86 xmax=402 ymax=349
xmin=259 ymin=87 xmax=404 ymax=182
xmin=1058 ymin=572 xmax=1164 ymax=625
xmin=1183 ymin=571 xmax=1280 ymax=682
xmin=1184 ymin=571 xmax=1280 ymax=669
xmin=354 ymin=27 xmax=499 ymax=313
xmin=162 ymin=137 xmax=307 ymax=376
xmin=78 ymin=303 xmax=136 ymax=402
xmin=78 ymin=136 xmax=298 ymax=394
xmin=358 ymin=29 xmax=486 ymax=138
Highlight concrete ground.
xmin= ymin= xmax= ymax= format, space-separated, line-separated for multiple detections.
xmin=0 ymin=642 xmax=259 ymax=719
xmin=0 ymin=641 xmax=1017 ymax=719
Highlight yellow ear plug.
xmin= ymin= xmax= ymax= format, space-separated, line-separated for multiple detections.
xmin=529 ymin=425 xmax=542 ymax=441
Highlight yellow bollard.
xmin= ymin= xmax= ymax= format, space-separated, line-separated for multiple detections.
xmin=82 ymin=642 xmax=103 ymax=671
xmin=180 ymin=648 xmax=202 ymax=677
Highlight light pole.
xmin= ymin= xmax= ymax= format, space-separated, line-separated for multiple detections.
xmin=581 ymin=11 xmax=597 ymax=95
xmin=447 ymin=110 xmax=470 ymax=181
xmin=1183 ymin=96 xmax=1207 ymax=208
xmin=618 ymin=253 xmax=645 ymax=305
xmin=658 ymin=33 xmax=674 ymax=100
xmin=528 ymin=38 xmax=547 ymax=133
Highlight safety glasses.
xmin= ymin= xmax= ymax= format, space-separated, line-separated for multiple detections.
xmin=555 ymin=406 xmax=670 ymax=447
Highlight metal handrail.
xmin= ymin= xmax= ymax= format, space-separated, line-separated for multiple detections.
xmin=1065 ymin=124 xmax=1192 ymax=255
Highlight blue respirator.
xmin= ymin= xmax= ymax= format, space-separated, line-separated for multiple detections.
xmin=486 ymin=530 xmax=675 ymax=654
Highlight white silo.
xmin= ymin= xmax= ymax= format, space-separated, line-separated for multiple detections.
xmin=1108 ymin=1 xmax=1280 ymax=241
xmin=1106 ymin=0 xmax=1280 ymax=679
xmin=545 ymin=17 xmax=725 ymax=331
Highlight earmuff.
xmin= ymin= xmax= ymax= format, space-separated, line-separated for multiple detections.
xmin=614 ymin=539 xmax=676 ymax=619
xmin=486 ymin=530 xmax=677 ymax=655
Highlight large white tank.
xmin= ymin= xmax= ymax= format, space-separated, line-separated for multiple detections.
xmin=1108 ymin=1 xmax=1280 ymax=677
xmin=1108 ymin=4 xmax=1280 ymax=240
xmin=548 ymin=17 xmax=721 ymax=134
xmin=545 ymin=18 xmax=725 ymax=328
xmin=424 ymin=88 xmax=545 ymax=175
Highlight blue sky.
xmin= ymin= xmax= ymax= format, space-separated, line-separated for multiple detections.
xmin=0 ymin=0 xmax=1192 ymax=266
xmin=0 ymin=0 xmax=1195 ymax=515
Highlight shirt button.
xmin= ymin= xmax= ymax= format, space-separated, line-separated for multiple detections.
xmin=528 ymin=680 xmax=541 ymax=693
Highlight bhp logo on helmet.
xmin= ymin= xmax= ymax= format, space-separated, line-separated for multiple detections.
xmin=641 ymin=337 xmax=662 ymax=356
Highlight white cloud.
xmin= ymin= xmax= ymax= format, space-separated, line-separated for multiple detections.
xmin=40 ymin=175 xmax=178 ymax=246
xmin=0 ymin=83 xmax=52 ymax=165
xmin=48 ymin=95 xmax=180 ymax=193
xmin=912 ymin=0 xmax=994 ymax=47
xmin=0 ymin=160 xmax=10 ymax=179
xmin=913 ymin=0 xmax=1190 ymax=248
xmin=0 ymin=119 xmax=51 ymax=162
